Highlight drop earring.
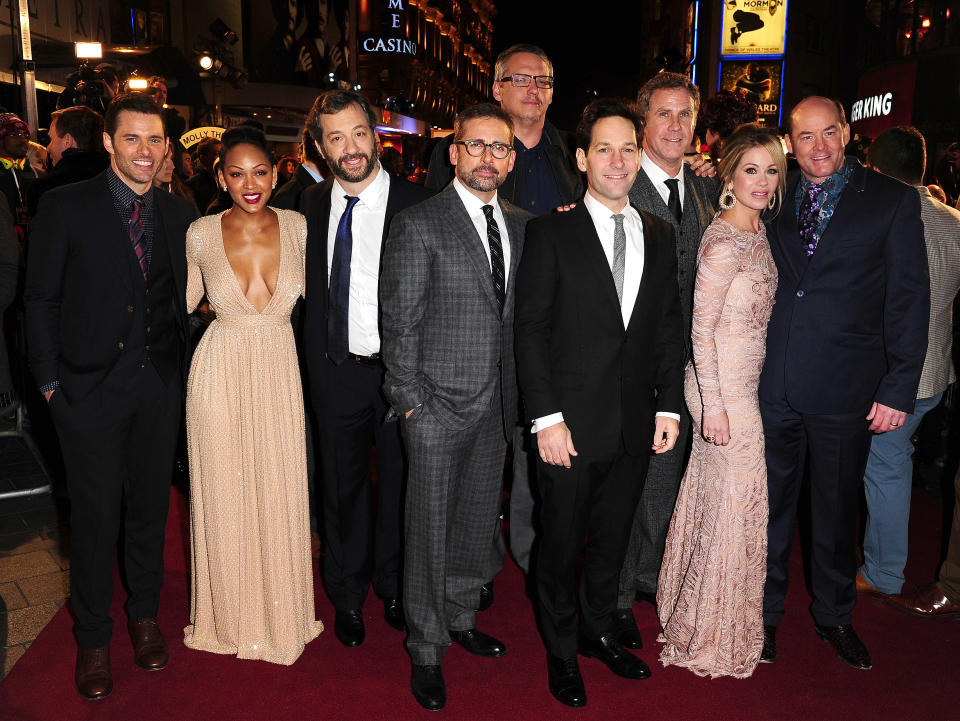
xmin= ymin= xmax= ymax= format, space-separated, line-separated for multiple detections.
xmin=719 ymin=184 xmax=736 ymax=210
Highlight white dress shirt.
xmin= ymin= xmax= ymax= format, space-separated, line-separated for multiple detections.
xmin=532 ymin=189 xmax=680 ymax=433
xmin=452 ymin=178 xmax=511 ymax=284
xmin=302 ymin=162 xmax=323 ymax=183
xmin=326 ymin=162 xmax=389 ymax=356
xmin=641 ymin=151 xmax=685 ymax=210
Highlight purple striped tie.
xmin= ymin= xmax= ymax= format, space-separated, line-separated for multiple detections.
xmin=130 ymin=197 xmax=148 ymax=280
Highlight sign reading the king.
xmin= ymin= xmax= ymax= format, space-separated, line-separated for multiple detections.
xmin=721 ymin=0 xmax=789 ymax=57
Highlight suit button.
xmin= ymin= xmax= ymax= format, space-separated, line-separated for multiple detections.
xmin=796 ymin=290 xmax=804 ymax=297
xmin=145 ymin=345 xmax=150 ymax=351
xmin=127 ymin=305 xmax=134 ymax=313
xmin=146 ymin=326 xmax=151 ymax=333
xmin=118 ymin=342 xmax=124 ymax=350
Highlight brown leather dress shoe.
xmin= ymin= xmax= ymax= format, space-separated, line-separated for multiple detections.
xmin=887 ymin=582 xmax=960 ymax=618
xmin=856 ymin=569 xmax=886 ymax=597
xmin=75 ymin=646 xmax=112 ymax=700
xmin=128 ymin=618 xmax=169 ymax=670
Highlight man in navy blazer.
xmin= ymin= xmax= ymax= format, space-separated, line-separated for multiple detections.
xmin=758 ymin=97 xmax=929 ymax=670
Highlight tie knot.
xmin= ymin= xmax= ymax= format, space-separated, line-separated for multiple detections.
xmin=807 ymin=183 xmax=822 ymax=198
xmin=612 ymin=213 xmax=625 ymax=228
xmin=664 ymin=178 xmax=680 ymax=190
xmin=132 ymin=196 xmax=144 ymax=210
xmin=482 ymin=204 xmax=494 ymax=220
xmin=344 ymin=194 xmax=359 ymax=209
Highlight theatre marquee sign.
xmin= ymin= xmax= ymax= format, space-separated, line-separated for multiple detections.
xmin=361 ymin=0 xmax=418 ymax=57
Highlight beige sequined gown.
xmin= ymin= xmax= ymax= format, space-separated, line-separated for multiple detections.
xmin=183 ymin=209 xmax=323 ymax=665
xmin=656 ymin=216 xmax=777 ymax=678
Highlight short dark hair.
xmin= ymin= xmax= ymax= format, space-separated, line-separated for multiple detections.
xmin=301 ymin=126 xmax=324 ymax=166
xmin=306 ymin=90 xmax=378 ymax=146
xmin=636 ymin=71 xmax=701 ymax=122
xmin=217 ymin=125 xmax=271 ymax=168
xmin=784 ymin=96 xmax=846 ymax=136
xmin=576 ymin=97 xmax=642 ymax=152
xmin=50 ymin=105 xmax=103 ymax=153
xmin=867 ymin=125 xmax=926 ymax=186
xmin=698 ymin=90 xmax=759 ymax=140
xmin=453 ymin=103 xmax=514 ymax=142
xmin=104 ymin=92 xmax=165 ymax=138
xmin=197 ymin=136 xmax=222 ymax=163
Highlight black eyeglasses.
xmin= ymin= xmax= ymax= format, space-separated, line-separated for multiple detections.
xmin=455 ymin=140 xmax=512 ymax=159
xmin=498 ymin=73 xmax=554 ymax=89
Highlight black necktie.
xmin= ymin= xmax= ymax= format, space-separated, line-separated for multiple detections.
xmin=664 ymin=178 xmax=682 ymax=224
xmin=482 ymin=205 xmax=505 ymax=315
xmin=328 ymin=195 xmax=359 ymax=365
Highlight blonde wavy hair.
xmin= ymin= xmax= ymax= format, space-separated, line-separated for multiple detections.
xmin=716 ymin=123 xmax=788 ymax=218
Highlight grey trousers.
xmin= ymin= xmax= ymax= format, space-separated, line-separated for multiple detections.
xmin=402 ymin=402 xmax=508 ymax=665
xmin=617 ymin=408 xmax=692 ymax=608
xmin=507 ymin=423 xmax=538 ymax=573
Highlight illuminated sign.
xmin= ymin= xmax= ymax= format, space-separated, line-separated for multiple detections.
xmin=850 ymin=62 xmax=917 ymax=138
xmin=361 ymin=0 xmax=418 ymax=57
xmin=719 ymin=60 xmax=784 ymax=127
xmin=721 ymin=0 xmax=789 ymax=57
xmin=179 ymin=127 xmax=224 ymax=150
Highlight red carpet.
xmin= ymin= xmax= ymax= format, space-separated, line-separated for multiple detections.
xmin=2 ymin=486 xmax=958 ymax=721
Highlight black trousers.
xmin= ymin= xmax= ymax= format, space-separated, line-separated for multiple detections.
xmin=760 ymin=392 xmax=872 ymax=627
xmin=51 ymin=361 xmax=181 ymax=648
xmin=313 ymin=358 xmax=405 ymax=610
xmin=535 ymin=439 xmax=650 ymax=658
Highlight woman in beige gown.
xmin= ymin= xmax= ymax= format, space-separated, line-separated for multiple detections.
xmin=657 ymin=125 xmax=786 ymax=678
xmin=183 ymin=126 xmax=323 ymax=665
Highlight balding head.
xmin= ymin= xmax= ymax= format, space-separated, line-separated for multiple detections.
xmin=785 ymin=96 xmax=850 ymax=184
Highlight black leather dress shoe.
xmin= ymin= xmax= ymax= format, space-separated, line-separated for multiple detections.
xmin=334 ymin=609 xmax=365 ymax=647
xmin=411 ymin=664 xmax=446 ymax=711
xmin=814 ymin=623 xmax=871 ymax=670
xmin=477 ymin=581 xmax=494 ymax=612
xmin=760 ymin=625 xmax=777 ymax=663
xmin=449 ymin=628 xmax=506 ymax=657
xmin=383 ymin=598 xmax=407 ymax=632
xmin=611 ymin=608 xmax=643 ymax=650
xmin=578 ymin=634 xmax=651 ymax=679
xmin=547 ymin=654 xmax=586 ymax=707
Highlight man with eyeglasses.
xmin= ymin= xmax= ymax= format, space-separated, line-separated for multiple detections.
xmin=381 ymin=103 xmax=533 ymax=711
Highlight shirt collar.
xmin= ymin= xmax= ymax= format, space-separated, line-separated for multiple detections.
xmin=332 ymin=161 xmax=388 ymax=207
xmin=640 ymin=150 xmax=683 ymax=187
xmin=514 ymin=134 xmax=547 ymax=153
xmin=583 ymin=189 xmax=630 ymax=220
xmin=453 ymin=177 xmax=498 ymax=214
xmin=302 ymin=163 xmax=323 ymax=183
xmin=799 ymin=156 xmax=857 ymax=193
xmin=106 ymin=166 xmax=154 ymax=208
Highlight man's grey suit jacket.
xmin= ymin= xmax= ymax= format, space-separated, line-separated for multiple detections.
xmin=380 ymin=183 xmax=533 ymax=436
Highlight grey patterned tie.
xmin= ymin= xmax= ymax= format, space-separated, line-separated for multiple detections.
xmin=611 ymin=213 xmax=626 ymax=304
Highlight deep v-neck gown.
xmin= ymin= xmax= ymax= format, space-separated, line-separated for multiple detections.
xmin=183 ymin=209 xmax=323 ymax=665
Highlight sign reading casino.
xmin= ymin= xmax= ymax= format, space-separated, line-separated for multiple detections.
xmin=361 ymin=0 xmax=418 ymax=57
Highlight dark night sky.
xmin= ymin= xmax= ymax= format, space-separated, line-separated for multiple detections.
xmin=492 ymin=3 xmax=653 ymax=131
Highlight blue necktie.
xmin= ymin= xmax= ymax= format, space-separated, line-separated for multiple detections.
xmin=328 ymin=195 xmax=359 ymax=364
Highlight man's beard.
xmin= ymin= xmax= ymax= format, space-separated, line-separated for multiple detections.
xmin=460 ymin=164 xmax=503 ymax=193
xmin=329 ymin=150 xmax=377 ymax=183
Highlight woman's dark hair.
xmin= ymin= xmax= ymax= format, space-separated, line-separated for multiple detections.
xmin=217 ymin=125 xmax=271 ymax=168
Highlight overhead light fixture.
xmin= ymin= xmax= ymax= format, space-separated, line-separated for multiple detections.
xmin=128 ymin=77 xmax=149 ymax=90
xmin=199 ymin=54 xmax=214 ymax=71
xmin=75 ymin=42 xmax=102 ymax=59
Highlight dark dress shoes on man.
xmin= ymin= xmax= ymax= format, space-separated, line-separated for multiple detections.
xmin=75 ymin=646 xmax=112 ymax=700
xmin=887 ymin=582 xmax=960 ymax=617
xmin=477 ymin=581 xmax=494 ymax=612
xmin=384 ymin=598 xmax=407 ymax=631
xmin=449 ymin=628 xmax=506 ymax=657
xmin=128 ymin=618 xmax=169 ymax=670
xmin=411 ymin=664 xmax=446 ymax=711
xmin=814 ymin=623 xmax=871 ymax=669
xmin=760 ymin=625 xmax=777 ymax=663
xmin=578 ymin=634 xmax=651 ymax=679
xmin=611 ymin=608 xmax=643 ymax=649
xmin=334 ymin=609 xmax=366 ymax=647
xmin=547 ymin=654 xmax=587 ymax=707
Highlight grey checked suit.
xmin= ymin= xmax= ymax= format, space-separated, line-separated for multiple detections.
xmin=618 ymin=165 xmax=718 ymax=605
xmin=380 ymin=183 xmax=532 ymax=664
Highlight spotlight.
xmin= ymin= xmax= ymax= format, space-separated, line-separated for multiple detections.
xmin=127 ymin=77 xmax=149 ymax=90
xmin=199 ymin=54 xmax=214 ymax=71
xmin=75 ymin=42 xmax=102 ymax=59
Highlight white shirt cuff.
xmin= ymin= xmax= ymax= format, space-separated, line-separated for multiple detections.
xmin=656 ymin=412 xmax=681 ymax=422
xmin=531 ymin=412 xmax=564 ymax=433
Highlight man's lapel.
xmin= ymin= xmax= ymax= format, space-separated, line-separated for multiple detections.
xmin=626 ymin=207 xmax=660 ymax=333
xmin=98 ymin=175 xmax=136 ymax=295
xmin=570 ymin=202 xmax=622 ymax=318
xmin=443 ymin=185 xmax=501 ymax=314
xmin=631 ymin=169 xmax=677 ymax=230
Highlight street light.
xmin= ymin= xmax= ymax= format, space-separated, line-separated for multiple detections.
xmin=75 ymin=42 xmax=102 ymax=59
xmin=199 ymin=54 xmax=214 ymax=71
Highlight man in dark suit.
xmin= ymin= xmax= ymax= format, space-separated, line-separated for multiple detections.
xmin=24 ymin=93 xmax=198 ymax=699
xmin=301 ymin=90 xmax=430 ymax=648
xmin=614 ymin=72 xmax=718 ymax=649
xmin=515 ymin=98 xmax=685 ymax=708
xmin=758 ymin=97 xmax=929 ymax=669
xmin=381 ymin=103 xmax=531 ymax=711
xmin=271 ymin=126 xmax=325 ymax=212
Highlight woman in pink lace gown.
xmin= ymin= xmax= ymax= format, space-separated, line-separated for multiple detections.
xmin=657 ymin=125 xmax=786 ymax=678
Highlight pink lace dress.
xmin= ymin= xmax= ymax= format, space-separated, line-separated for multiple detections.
xmin=656 ymin=216 xmax=777 ymax=678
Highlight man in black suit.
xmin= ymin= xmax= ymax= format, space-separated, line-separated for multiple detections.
xmin=515 ymin=98 xmax=685 ymax=708
xmin=24 ymin=93 xmax=197 ymax=699
xmin=301 ymin=90 xmax=430 ymax=648
xmin=271 ymin=126 xmax=325 ymax=212
xmin=758 ymin=97 xmax=929 ymax=669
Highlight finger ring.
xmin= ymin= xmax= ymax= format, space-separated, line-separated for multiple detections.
xmin=891 ymin=422 xmax=899 ymax=427
xmin=705 ymin=435 xmax=715 ymax=441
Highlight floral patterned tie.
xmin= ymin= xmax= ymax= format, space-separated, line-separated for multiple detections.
xmin=798 ymin=183 xmax=822 ymax=257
